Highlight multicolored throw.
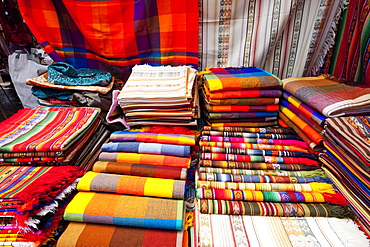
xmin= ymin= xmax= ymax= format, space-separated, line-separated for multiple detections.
xmin=109 ymin=131 xmax=196 ymax=146
xmin=64 ymin=192 xmax=185 ymax=230
xmin=206 ymin=104 xmax=279 ymax=112
xmin=77 ymin=171 xmax=186 ymax=199
xmin=101 ymin=142 xmax=191 ymax=157
xmin=202 ymin=126 xmax=295 ymax=134
xmin=0 ymin=166 xmax=84 ymax=243
xmin=17 ymin=0 xmax=199 ymax=81
xmin=202 ymin=67 xmax=282 ymax=92
xmin=0 ymin=107 xmax=100 ymax=152
xmin=198 ymin=200 xmax=355 ymax=218
xmin=56 ymin=222 xmax=184 ymax=247
xmin=92 ymin=161 xmax=188 ymax=180
xmin=283 ymin=75 xmax=370 ymax=117
xmin=98 ymin=152 xmax=191 ymax=168
xmin=200 ymin=160 xmax=319 ymax=171
xmin=199 ymin=142 xmax=308 ymax=153
xmin=196 ymin=188 xmax=347 ymax=205
xmin=193 ymin=214 xmax=369 ymax=247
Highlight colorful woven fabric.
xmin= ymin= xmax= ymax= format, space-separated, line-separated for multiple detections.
xmin=283 ymin=75 xmax=370 ymax=117
xmin=92 ymin=161 xmax=187 ymax=180
xmin=201 ymin=153 xmax=319 ymax=166
xmin=194 ymin=214 xmax=369 ymax=247
xmin=200 ymin=160 xmax=319 ymax=170
xmin=202 ymin=126 xmax=295 ymax=134
xmin=201 ymin=130 xmax=301 ymax=140
xmin=283 ymin=91 xmax=326 ymax=126
xmin=205 ymin=97 xmax=280 ymax=106
xmin=198 ymin=173 xmax=331 ymax=184
xmin=101 ymin=142 xmax=190 ymax=157
xmin=203 ymin=67 xmax=282 ymax=92
xmin=207 ymin=117 xmax=278 ymax=123
xmin=278 ymin=111 xmax=323 ymax=152
xmin=197 ymin=188 xmax=347 ymax=204
xmin=56 ymin=222 xmax=184 ymax=247
xmin=199 ymin=141 xmax=308 ymax=153
xmin=197 ymin=181 xmax=335 ymax=194
xmin=198 ymin=200 xmax=355 ymax=218
xmin=328 ymin=0 xmax=370 ymax=84
xmin=198 ymin=167 xmax=326 ymax=178
xmin=210 ymin=121 xmax=279 ymax=127
xmin=18 ymin=0 xmax=199 ymax=81
xmin=64 ymin=192 xmax=184 ymax=230
xmin=0 ymin=107 xmax=100 ymax=152
xmin=99 ymin=152 xmax=191 ymax=168
xmin=208 ymin=111 xmax=278 ymax=120
xmin=110 ymin=131 xmax=195 ymax=146
xmin=279 ymin=105 xmax=323 ymax=145
xmin=77 ymin=171 xmax=186 ymax=199
xmin=199 ymin=136 xmax=308 ymax=149
xmin=206 ymin=104 xmax=279 ymax=112
xmin=201 ymin=147 xmax=316 ymax=160
xmin=203 ymin=88 xmax=282 ymax=100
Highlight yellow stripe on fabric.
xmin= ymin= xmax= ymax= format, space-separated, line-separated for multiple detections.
xmin=56 ymin=222 xmax=87 ymax=247
xmin=207 ymin=78 xmax=223 ymax=91
xmin=65 ymin=192 xmax=95 ymax=215
xmin=144 ymin=178 xmax=175 ymax=198
xmin=77 ymin=171 xmax=99 ymax=191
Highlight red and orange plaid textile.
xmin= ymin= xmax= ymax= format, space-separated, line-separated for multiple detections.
xmin=17 ymin=0 xmax=199 ymax=81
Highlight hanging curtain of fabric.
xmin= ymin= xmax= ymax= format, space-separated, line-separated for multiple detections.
xmin=198 ymin=0 xmax=346 ymax=79
xmin=325 ymin=0 xmax=370 ymax=84
xmin=17 ymin=0 xmax=199 ymax=81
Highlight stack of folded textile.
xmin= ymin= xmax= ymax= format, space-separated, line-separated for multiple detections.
xmin=0 ymin=106 xmax=110 ymax=169
xmin=26 ymin=62 xmax=115 ymax=107
xmin=281 ymin=74 xmax=370 ymax=152
xmin=116 ymin=65 xmax=199 ymax=127
xmin=189 ymin=125 xmax=369 ymax=246
xmin=199 ymin=67 xmax=282 ymax=128
xmin=0 ymin=166 xmax=84 ymax=247
xmin=320 ymin=116 xmax=370 ymax=236
xmin=56 ymin=127 xmax=198 ymax=247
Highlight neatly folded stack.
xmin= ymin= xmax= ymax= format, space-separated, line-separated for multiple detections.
xmin=200 ymin=67 xmax=282 ymax=127
xmin=0 ymin=166 xmax=84 ymax=247
xmin=0 ymin=106 xmax=109 ymax=169
xmin=320 ymin=116 xmax=370 ymax=236
xmin=189 ymin=125 xmax=369 ymax=246
xmin=116 ymin=65 xmax=199 ymax=127
xmin=56 ymin=127 xmax=198 ymax=246
xmin=281 ymin=74 xmax=370 ymax=152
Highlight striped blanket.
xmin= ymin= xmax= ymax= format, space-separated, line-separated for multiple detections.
xmin=64 ymin=192 xmax=184 ymax=230
xmin=77 ymin=171 xmax=186 ymax=199
xmin=283 ymin=75 xmax=370 ymax=117
xmin=17 ymin=0 xmax=199 ymax=81
xmin=0 ymin=107 xmax=100 ymax=152
xmin=198 ymin=200 xmax=355 ymax=218
xmin=57 ymin=222 xmax=184 ymax=247
xmin=92 ymin=161 xmax=187 ymax=180
xmin=203 ymin=67 xmax=282 ymax=92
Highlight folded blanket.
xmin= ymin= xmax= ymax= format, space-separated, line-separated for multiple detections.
xmin=197 ymin=181 xmax=334 ymax=193
xmin=64 ymin=192 xmax=185 ymax=230
xmin=208 ymin=111 xmax=278 ymax=120
xmin=202 ymin=126 xmax=295 ymax=134
xmin=200 ymin=160 xmax=319 ymax=170
xmin=101 ymin=142 xmax=191 ymax=157
xmin=202 ymin=86 xmax=282 ymax=100
xmin=0 ymin=107 xmax=100 ymax=152
xmin=77 ymin=171 xmax=186 ymax=199
xmin=109 ymin=131 xmax=195 ymax=146
xmin=201 ymin=153 xmax=319 ymax=166
xmin=206 ymin=104 xmax=279 ymax=112
xmin=204 ymin=97 xmax=280 ymax=105
xmin=283 ymin=75 xmax=370 ymax=117
xmin=201 ymin=130 xmax=301 ymax=140
xmin=196 ymin=188 xmax=347 ymax=205
xmin=99 ymin=152 xmax=191 ymax=168
xmin=56 ymin=222 xmax=184 ymax=247
xmin=210 ymin=121 xmax=278 ymax=127
xmin=203 ymin=67 xmax=282 ymax=92
xmin=198 ymin=200 xmax=355 ymax=218
xmin=283 ymin=91 xmax=326 ymax=126
xmin=198 ymin=173 xmax=331 ymax=184
xmin=92 ymin=161 xmax=187 ymax=180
